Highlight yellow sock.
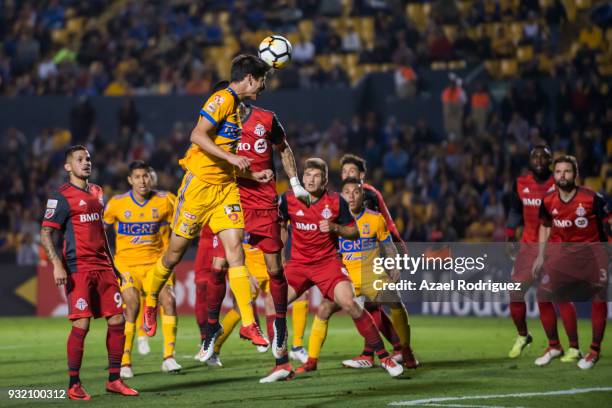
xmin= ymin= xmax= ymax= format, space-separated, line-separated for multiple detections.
xmin=136 ymin=299 xmax=146 ymax=337
xmin=390 ymin=305 xmax=411 ymax=347
xmin=308 ymin=316 xmax=329 ymax=359
xmin=292 ymin=300 xmax=309 ymax=348
xmin=144 ymin=258 xmax=171 ymax=307
xmin=214 ymin=308 xmax=242 ymax=353
xmin=161 ymin=313 xmax=177 ymax=359
xmin=228 ymin=266 xmax=255 ymax=326
xmin=122 ymin=321 xmax=135 ymax=366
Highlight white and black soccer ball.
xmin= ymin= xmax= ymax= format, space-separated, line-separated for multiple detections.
xmin=258 ymin=35 xmax=292 ymax=69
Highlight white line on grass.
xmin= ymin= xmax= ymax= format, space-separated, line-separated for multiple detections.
xmin=412 ymin=404 xmax=522 ymax=408
xmin=389 ymin=387 xmax=612 ymax=406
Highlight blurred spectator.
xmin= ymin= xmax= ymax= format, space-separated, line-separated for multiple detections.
xmin=470 ymin=83 xmax=490 ymax=135
xmin=441 ymin=74 xmax=466 ymax=138
xmin=342 ymin=23 xmax=362 ymax=53
xmin=383 ymin=139 xmax=409 ymax=179
xmin=17 ymin=233 xmax=39 ymax=266
xmin=293 ymin=34 xmax=316 ymax=64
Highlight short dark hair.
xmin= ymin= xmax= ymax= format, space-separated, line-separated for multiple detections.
xmin=304 ymin=158 xmax=328 ymax=179
xmin=341 ymin=177 xmax=362 ymax=189
xmin=340 ymin=154 xmax=367 ymax=173
xmin=64 ymin=145 xmax=88 ymax=162
xmin=128 ymin=160 xmax=149 ymax=175
xmin=530 ymin=143 xmax=551 ymax=157
xmin=212 ymin=80 xmax=230 ymax=93
xmin=553 ymin=155 xmax=578 ymax=175
xmin=230 ymin=54 xmax=270 ymax=82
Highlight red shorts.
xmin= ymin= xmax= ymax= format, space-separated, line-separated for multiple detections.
xmin=65 ymin=269 xmax=123 ymax=320
xmin=194 ymin=232 xmax=226 ymax=284
xmin=285 ymin=258 xmax=351 ymax=301
xmin=511 ymin=244 xmax=538 ymax=284
xmin=244 ymin=208 xmax=283 ymax=254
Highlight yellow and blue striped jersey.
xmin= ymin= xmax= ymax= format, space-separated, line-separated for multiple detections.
xmin=179 ymin=87 xmax=242 ymax=185
xmin=103 ymin=190 xmax=176 ymax=263
xmin=338 ymin=209 xmax=391 ymax=275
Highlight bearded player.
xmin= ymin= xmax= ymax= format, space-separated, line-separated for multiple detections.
xmin=532 ymin=155 xmax=610 ymax=369
xmin=40 ymin=145 xmax=138 ymax=399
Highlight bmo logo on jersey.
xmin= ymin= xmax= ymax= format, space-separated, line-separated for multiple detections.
xmin=294 ymin=222 xmax=318 ymax=231
xmin=553 ymin=219 xmax=573 ymax=228
xmin=238 ymin=139 xmax=268 ymax=153
xmin=80 ymin=212 xmax=101 ymax=222
xmin=522 ymin=198 xmax=541 ymax=206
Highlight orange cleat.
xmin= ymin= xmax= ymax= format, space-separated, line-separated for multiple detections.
xmin=141 ymin=306 xmax=157 ymax=337
xmin=296 ymin=357 xmax=318 ymax=373
xmin=68 ymin=383 xmax=91 ymax=400
xmin=106 ymin=379 xmax=139 ymax=396
xmin=239 ymin=323 xmax=269 ymax=347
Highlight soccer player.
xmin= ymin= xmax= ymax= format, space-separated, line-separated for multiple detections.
xmin=532 ymin=155 xmax=610 ymax=369
xmin=104 ymin=161 xmax=181 ymax=378
xmin=142 ymin=56 xmax=273 ymax=354
xmin=339 ymin=154 xmax=413 ymax=359
xmin=297 ymin=177 xmax=418 ymax=373
xmin=40 ymin=145 xmax=138 ymax=400
xmin=260 ymin=158 xmax=404 ymax=382
xmin=505 ymin=144 xmax=564 ymax=359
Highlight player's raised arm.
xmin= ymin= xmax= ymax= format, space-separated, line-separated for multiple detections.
xmin=272 ymin=114 xmax=309 ymax=204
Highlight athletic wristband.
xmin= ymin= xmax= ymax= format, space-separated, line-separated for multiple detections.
xmin=289 ymin=177 xmax=301 ymax=188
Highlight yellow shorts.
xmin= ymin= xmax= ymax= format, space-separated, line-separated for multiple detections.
xmin=349 ymin=268 xmax=386 ymax=302
xmin=245 ymin=243 xmax=269 ymax=294
xmin=115 ymin=259 xmax=175 ymax=293
xmin=172 ymin=172 xmax=244 ymax=238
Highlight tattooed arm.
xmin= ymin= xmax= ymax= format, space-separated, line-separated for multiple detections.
xmin=40 ymin=226 xmax=68 ymax=286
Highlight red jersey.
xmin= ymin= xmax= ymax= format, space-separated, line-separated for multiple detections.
xmin=540 ymin=187 xmax=609 ymax=243
xmin=237 ymin=106 xmax=286 ymax=210
xmin=279 ymin=190 xmax=354 ymax=263
xmin=362 ymin=183 xmax=403 ymax=243
xmin=507 ymin=172 xmax=555 ymax=243
xmin=42 ymin=183 xmax=112 ymax=273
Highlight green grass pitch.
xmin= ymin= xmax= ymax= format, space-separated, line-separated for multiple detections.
xmin=0 ymin=315 xmax=610 ymax=407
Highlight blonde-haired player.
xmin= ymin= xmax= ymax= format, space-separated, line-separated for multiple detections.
xmin=104 ymin=161 xmax=180 ymax=378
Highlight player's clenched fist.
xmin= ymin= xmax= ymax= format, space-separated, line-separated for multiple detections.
xmin=228 ymin=154 xmax=252 ymax=171
xmin=253 ymin=169 xmax=274 ymax=183
xmin=319 ymin=220 xmax=337 ymax=234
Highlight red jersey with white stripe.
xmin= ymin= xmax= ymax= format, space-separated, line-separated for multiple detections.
xmin=540 ymin=187 xmax=609 ymax=243
xmin=279 ymin=190 xmax=354 ymax=264
xmin=237 ymin=105 xmax=286 ymax=210
xmin=515 ymin=173 xmax=555 ymax=243
xmin=41 ymin=183 xmax=112 ymax=273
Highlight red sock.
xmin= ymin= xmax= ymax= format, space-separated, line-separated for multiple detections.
xmin=207 ymin=267 xmax=227 ymax=325
xmin=266 ymin=314 xmax=275 ymax=342
xmin=107 ymin=322 xmax=125 ymax=380
xmin=558 ymin=302 xmax=579 ymax=348
xmin=379 ymin=308 xmax=402 ymax=351
xmin=67 ymin=326 xmax=88 ymax=379
xmin=538 ymin=302 xmax=560 ymax=348
xmin=352 ymin=310 xmax=388 ymax=358
xmin=195 ymin=281 xmax=208 ymax=340
xmin=268 ymin=269 xmax=288 ymax=318
xmin=510 ymin=301 xmax=528 ymax=336
xmin=591 ymin=302 xmax=608 ymax=352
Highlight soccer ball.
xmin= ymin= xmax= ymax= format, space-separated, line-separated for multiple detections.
xmin=258 ymin=35 xmax=292 ymax=69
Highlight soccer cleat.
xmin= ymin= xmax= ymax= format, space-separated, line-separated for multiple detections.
xmin=194 ymin=344 xmax=206 ymax=361
xmin=289 ymin=346 xmax=309 ymax=364
xmin=68 ymin=383 xmax=91 ymax=400
xmin=142 ymin=306 xmax=158 ymax=337
xmin=206 ymin=352 xmax=223 ymax=367
xmin=560 ymin=347 xmax=582 ymax=363
xmin=256 ymin=344 xmax=270 ymax=353
xmin=578 ymin=350 xmax=599 ymax=370
xmin=534 ymin=346 xmax=563 ymax=366
xmin=296 ymin=357 xmax=318 ymax=373
xmin=239 ymin=323 xmax=270 ymax=348
xmin=105 ymin=379 xmax=139 ymax=396
xmin=259 ymin=363 xmax=295 ymax=383
xmin=402 ymin=347 xmax=420 ymax=369
xmin=391 ymin=350 xmax=403 ymax=363
xmin=161 ymin=357 xmax=182 ymax=373
xmin=120 ymin=365 xmax=134 ymax=379
xmin=342 ymin=354 xmax=374 ymax=369
xmin=272 ymin=320 xmax=288 ymax=359
xmin=381 ymin=356 xmax=404 ymax=377
xmin=137 ymin=336 xmax=151 ymax=355
xmin=508 ymin=333 xmax=533 ymax=359
xmin=197 ymin=323 xmax=224 ymax=363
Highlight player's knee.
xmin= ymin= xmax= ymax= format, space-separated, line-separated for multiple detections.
xmin=317 ymin=302 xmax=335 ymax=320
xmin=72 ymin=318 xmax=90 ymax=330
xmin=339 ymin=298 xmax=362 ymax=317
xmin=159 ymin=287 xmax=176 ymax=314
xmin=107 ymin=314 xmax=125 ymax=325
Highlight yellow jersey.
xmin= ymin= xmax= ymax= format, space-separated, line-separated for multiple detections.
xmin=338 ymin=209 xmax=391 ymax=276
xmin=103 ymin=190 xmax=176 ymax=264
xmin=179 ymin=87 xmax=242 ymax=185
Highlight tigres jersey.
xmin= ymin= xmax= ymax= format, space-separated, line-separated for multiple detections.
xmin=103 ymin=190 xmax=176 ymax=263
xmin=179 ymin=87 xmax=242 ymax=185
xmin=338 ymin=209 xmax=391 ymax=276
